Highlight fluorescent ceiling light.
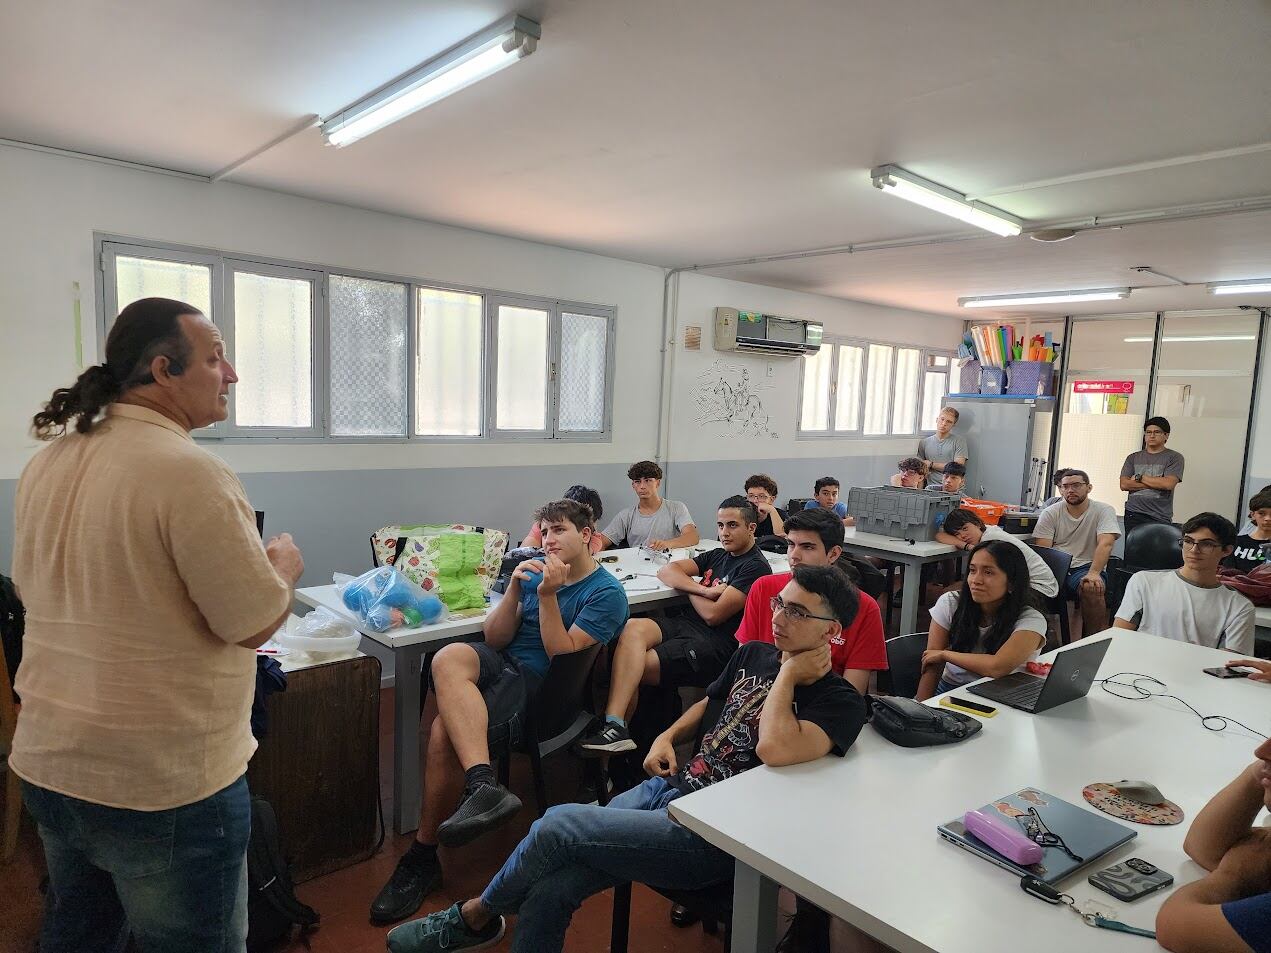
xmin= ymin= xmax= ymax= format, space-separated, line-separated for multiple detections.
xmin=959 ymin=288 xmax=1131 ymax=308
xmin=1207 ymin=279 xmax=1271 ymax=295
xmin=1125 ymin=335 xmax=1256 ymax=343
xmin=871 ymin=165 xmax=1023 ymax=237
xmin=322 ymin=15 xmax=540 ymax=147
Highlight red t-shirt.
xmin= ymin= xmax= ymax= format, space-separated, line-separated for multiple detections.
xmin=734 ymin=572 xmax=888 ymax=675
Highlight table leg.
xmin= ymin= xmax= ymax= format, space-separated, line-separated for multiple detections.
xmin=730 ymin=861 xmax=779 ymax=953
xmin=392 ymin=644 xmax=426 ymax=834
xmin=898 ymin=557 xmax=923 ymax=636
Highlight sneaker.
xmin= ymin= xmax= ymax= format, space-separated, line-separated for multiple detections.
xmin=386 ymin=903 xmax=505 ymax=953
xmin=436 ymin=783 xmax=522 ymax=848
xmin=577 ymin=722 xmax=636 ymax=756
xmin=370 ymin=851 xmax=443 ymax=924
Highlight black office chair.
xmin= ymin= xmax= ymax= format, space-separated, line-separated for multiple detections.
xmin=1124 ymin=523 xmax=1184 ymax=571
xmin=876 ymin=632 xmax=928 ymax=698
xmin=786 ymin=497 xmax=814 ymax=514
xmin=1029 ymin=544 xmax=1073 ymax=646
xmin=494 ymin=641 xmax=606 ymax=817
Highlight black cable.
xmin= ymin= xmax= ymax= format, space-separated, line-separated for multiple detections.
xmin=1096 ymin=672 xmax=1267 ymax=739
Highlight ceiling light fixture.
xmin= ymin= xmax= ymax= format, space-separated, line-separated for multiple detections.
xmin=958 ymin=288 xmax=1131 ymax=308
xmin=870 ymin=165 xmax=1023 ymax=237
xmin=321 ymin=14 xmax=540 ymax=147
xmin=1124 ymin=335 xmax=1256 ymax=343
xmin=1207 ymin=279 xmax=1271 ymax=295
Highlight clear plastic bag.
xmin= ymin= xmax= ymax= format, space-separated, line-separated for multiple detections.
xmin=334 ymin=566 xmax=446 ymax=632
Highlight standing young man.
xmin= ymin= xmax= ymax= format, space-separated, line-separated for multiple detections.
xmin=745 ymin=473 xmax=788 ymax=537
xmin=1114 ymin=512 xmax=1255 ymax=654
xmin=1120 ymin=416 xmax=1185 ymax=534
xmin=370 ymin=499 xmax=629 ymax=923
xmin=1033 ymin=469 xmax=1120 ymax=636
xmin=596 ymin=460 xmax=698 ymax=551
xmin=578 ymin=496 xmax=771 ymax=755
xmin=803 ymin=475 xmax=855 ymax=526
xmin=919 ymin=406 xmax=969 ymax=488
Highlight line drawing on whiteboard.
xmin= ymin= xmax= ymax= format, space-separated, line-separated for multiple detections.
xmin=691 ymin=361 xmax=777 ymax=438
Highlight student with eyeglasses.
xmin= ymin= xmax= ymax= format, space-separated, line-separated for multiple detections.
xmin=1114 ymin=512 xmax=1255 ymax=654
xmin=744 ymin=473 xmax=788 ymax=538
xmin=1119 ymin=416 xmax=1185 ymax=534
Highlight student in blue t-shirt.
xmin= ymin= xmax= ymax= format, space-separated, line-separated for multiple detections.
xmin=1157 ymin=735 xmax=1271 ymax=953
xmin=803 ymin=476 xmax=855 ymax=527
xmin=369 ymin=498 xmax=629 ymax=925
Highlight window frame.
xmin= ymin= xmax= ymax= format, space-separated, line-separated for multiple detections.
xmin=917 ymin=350 xmax=957 ymax=435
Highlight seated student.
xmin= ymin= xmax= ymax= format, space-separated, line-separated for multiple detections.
xmin=803 ymin=475 xmax=856 ymax=526
xmin=578 ymin=496 xmax=771 ymax=755
xmin=936 ymin=508 xmax=1058 ymax=599
xmin=386 ymin=566 xmax=870 ymax=953
xmin=745 ymin=472 xmax=788 ymax=537
xmin=916 ymin=541 xmax=1048 ymax=700
xmin=596 ymin=460 xmax=698 ymax=551
xmin=889 ymin=456 xmax=928 ymax=489
xmin=1156 ymin=736 xmax=1271 ymax=953
xmin=1033 ymin=469 xmax=1120 ymax=636
xmin=1226 ymin=488 xmax=1271 ymax=574
xmin=521 ymin=485 xmax=605 ymax=554
xmin=735 ymin=507 xmax=887 ymax=693
xmin=1238 ymin=484 xmax=1271 ymax=535
xmin=1114 ymin=512 xmax=1255 ymax=655
xmin=1041 ymin=468 xmax=1071 ymax=509
xmin=369 ymin=499 xmax=630 ymax=924
xmin=938 ymin=460 xmax=968 ymax=496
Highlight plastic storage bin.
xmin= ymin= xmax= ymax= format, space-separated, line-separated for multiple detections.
xmin=847 ymin=486 xmax=963 ymax=542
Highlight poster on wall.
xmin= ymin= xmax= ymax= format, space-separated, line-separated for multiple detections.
xmin=691 ymin=360 xmax=778 ymax=439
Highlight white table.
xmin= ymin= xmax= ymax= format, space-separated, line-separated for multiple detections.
xmin=295 ymin=544 xmax=789 ymax=833
xmin=669 ymin=631 xmax=1270 ymax=953
xmin=1256 ymin=605 xmax=1271 ymax=655
xmin=838 ymin=531 xmax=960 ymax=635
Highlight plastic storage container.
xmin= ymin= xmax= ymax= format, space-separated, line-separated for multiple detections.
xmin=846 ymin=486 xmax=963 ymax=542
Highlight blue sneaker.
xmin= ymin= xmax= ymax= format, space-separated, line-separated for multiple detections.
xmin=386 ymin=903 xmax=505 ymax=952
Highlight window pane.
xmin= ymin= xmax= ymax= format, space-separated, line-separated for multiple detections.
xmin=495 ymin=305 xmax=548 ymax=431
xmin=891 ymin=347 xmax=921 ymax=434
xmin=115 ymin=255 xmax=211 ymax=317
xmin=329 ymin=275 xmax=408 ymax=436
xmin=232 ymin=272 xmax=312 ymax=428
xmin=559 ymin=312 xmax=608 ymax=432
xmin=799 ymin=346 xmax=832 ymax=431
xmin=920 ymin=370 xmax=950 ymax=431
xmin=833 ymin=344 xmax=864 ymax=431
xmin=863 ymin=344 xmax=893 ymax=435
xmin=415 ymin=288 xmax=483 ymax=436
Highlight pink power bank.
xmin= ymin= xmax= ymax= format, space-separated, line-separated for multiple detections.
xmin=964 ymin=809 xmax=1044 ymax=865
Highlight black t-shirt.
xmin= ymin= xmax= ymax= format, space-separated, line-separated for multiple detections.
xmin=755 ymin=508 xmax=789 ymax=539
xmin=670 ymin=642 xmax=867 ymax=794
xmin=683 ymin=545 xmax=772 ymax=642
xmin=1226 ymin=534 xmax=1270 ymax=575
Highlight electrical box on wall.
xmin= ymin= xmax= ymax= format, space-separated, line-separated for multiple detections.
xmin=714 ymin=307 xmax=823 ymax=357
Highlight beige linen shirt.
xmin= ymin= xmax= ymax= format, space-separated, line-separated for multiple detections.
xmin=10 ymin=404 xmax=291 ymax=810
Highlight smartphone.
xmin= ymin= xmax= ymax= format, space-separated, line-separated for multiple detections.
xmin=939 ymin=696 xmax=998 ymax=718
xmin=1088 ymin=858 xmax=1173 ymax=901
xmin=1204 ymin=665 xmax=1252 ymax=679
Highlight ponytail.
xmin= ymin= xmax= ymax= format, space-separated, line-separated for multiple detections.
xmin=32 ymin=365 xmax=124 ymax=439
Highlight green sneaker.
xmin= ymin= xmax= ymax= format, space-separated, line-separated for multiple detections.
xmin=386 ymin=903 xmax=505 ymax=952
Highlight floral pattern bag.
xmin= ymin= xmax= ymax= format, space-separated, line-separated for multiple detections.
xmin=369 ymin=524 xmax=509 ymax=611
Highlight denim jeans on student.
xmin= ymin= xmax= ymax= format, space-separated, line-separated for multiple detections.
xmin=480 ymin=775 xmax=734 ymax=953
xmin=21 ymin=774 xmax=251 ymax=953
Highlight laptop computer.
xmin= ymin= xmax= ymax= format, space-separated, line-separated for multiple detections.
xmin=966 ymin=637 xmax=1111 ymax=713
xmin=938 ymin=787 xmax=1136 ymax=884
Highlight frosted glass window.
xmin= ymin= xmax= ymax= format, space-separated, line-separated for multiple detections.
xmin=115 ymin=256 xmax=211 ymax=318
xmin=834 ymin=344 xmax=864 ymax=431
xmin=799 ymin=346 xmax=832 ymax=431
xmin=495 ymin=305 xmax=549 ymax=431
xmin=558 ymin=312 xmax=608 ymax=432
xmin=863 ymin=344 xmax=893 ymax=435
xmin=920 ymin=370 xmax=950 ymax=431
xmin=891 ymin=347 xmax=921 ymax=434
xmin=232 ymin=272 xmax=312 ymax=428
xmin=329 ymin=275 xmax=408 ymax=436
xmin=415 ymin=288 xmax=483 ymax=436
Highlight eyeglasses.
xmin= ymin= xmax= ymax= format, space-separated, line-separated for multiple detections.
xmin=1144 ymin=429 xmax=1167 ymax=436
xmin=1181 ymin=536 xmax=1222 ymax=552
xmin=746 ymin=493 xmax=772 ymax=503
xmin=1058 ymin=482 xmax=1088 ymax=490
xmin=1015 ymin=807 xmax=1084 ymax=864
xmin=770 ymin=594 xmax=836 ymax=623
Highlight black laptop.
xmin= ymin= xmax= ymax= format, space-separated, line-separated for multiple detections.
xmin=967 ymin=637 xmax=1111 ymax=713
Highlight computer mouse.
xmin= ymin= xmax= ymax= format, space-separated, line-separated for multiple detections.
xmin=1114 ymin=780 xmax=1167 ymax=805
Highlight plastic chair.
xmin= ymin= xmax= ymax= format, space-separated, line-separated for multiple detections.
xmin=1028 ymin=544 xmax=1073 ymax=646
xmin=877 ymin=632 xmax=928 ymax=699
xmin=1124 ymin=523 xmax=1183 ymax=572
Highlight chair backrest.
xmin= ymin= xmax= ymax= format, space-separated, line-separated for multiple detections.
xmin=881 ymin=632 xmax=928 ymax=699
xmin=1028 ymin=544 xmax=1072 ymax=604
xmin=1125 ymin=523 xmax=1183 ymax=571
xmin=787 ymin=497 xmax=814 ymax=514
xmin=528 ymin=641 xmax=604 ymax=742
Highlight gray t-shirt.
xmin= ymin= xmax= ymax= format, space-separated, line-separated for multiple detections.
xmin=601 ymin=500 xmax=694 ymax=549
xmin=1034 ymin=499 xmax=1121 ymax=569
xmin=1120 ymin=449 xmax=1184 ymax=522
xmin=918 ymin=433 xmax=970 ymax=488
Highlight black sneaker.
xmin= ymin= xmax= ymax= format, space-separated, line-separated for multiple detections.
xmin=387 ymin=903 xmax=505 ymax=953
xmin=369 ymin=851 xmax=443 ymax=924
xmin=577 ymin=722 xmax=636 ymax=756
xmin=436 ymin=783 xmax=522 ymax=848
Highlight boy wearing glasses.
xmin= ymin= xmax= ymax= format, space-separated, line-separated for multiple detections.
xmin=744 ymin=473 xmax=788 ymax=538
xmin=1114 ymin=512 xmax=1255 ymax=654
xmin=1119 ymin=416 xmax=1185 ymax=534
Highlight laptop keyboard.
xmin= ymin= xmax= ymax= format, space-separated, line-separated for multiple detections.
xmin=983 ymin=673 xmax=1045 ymax=707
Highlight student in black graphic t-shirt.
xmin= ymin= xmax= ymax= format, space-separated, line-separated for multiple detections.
xmin=744 ymin=473 xmax=788 ymax=538
xmin=1225 ymin=488 xmax=1271 ymax=575
xmin=578 ymin=495 xmax=772 ymax=755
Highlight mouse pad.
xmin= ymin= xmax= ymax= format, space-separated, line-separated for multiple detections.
xmin=1083 ymin=783 xmax=1183 ymax=825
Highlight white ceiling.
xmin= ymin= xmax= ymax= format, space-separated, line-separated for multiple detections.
xmin=4 ymin=0 xmax=1271 ymax=318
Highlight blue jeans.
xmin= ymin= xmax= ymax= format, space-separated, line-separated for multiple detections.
xmin=480 ymin=776 xmax=734 ymax=953
xmin=22 ymin=775 xmax=251 ymax=953
xmin=1064 ymin=565 xmax=1106 ymax=598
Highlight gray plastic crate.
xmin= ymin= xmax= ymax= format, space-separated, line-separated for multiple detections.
xmin=847 ymin=486 xmax=962 ymax=542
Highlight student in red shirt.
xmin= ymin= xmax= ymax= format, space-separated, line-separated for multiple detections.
xmin=736 ymin=507 xmax=887 ymax=694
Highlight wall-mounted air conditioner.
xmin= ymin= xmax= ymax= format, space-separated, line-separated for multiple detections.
xmin=713 ymin=308 xmax=823 ymax=357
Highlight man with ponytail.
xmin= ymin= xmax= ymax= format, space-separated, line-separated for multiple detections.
xmin=12 ymin=297 xmax=305 ymax=952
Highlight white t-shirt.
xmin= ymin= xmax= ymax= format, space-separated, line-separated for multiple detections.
xmin=1034 ymin=500 xmax=1121 ymax=569
xmin=982 ymin=525 xmax=1059 ymax=598
xmin=601 ymin=499 xmax=694 ymax=549
xmin=1114 ymin=570 xmax=1255 ymax=655
xmin=929 ymin=591 xmax=1048 ymax=687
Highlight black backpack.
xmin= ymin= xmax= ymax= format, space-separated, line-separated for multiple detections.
xmin=0 ymin=574 xmax=24 ymax=702
xmin=246 ymin=796 xmax=319 ymax=951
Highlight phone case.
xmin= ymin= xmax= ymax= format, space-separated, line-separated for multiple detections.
xmin=1088 ymin=860 xmax=1173 ymax=901
xmin=939 ymin=696 xmax=998 ymax=718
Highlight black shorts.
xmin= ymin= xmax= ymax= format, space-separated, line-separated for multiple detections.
xmin=653 ymin=617 xmax=735 ymax=688
xmin=431 ymin=642 xmax=542 ymax=748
